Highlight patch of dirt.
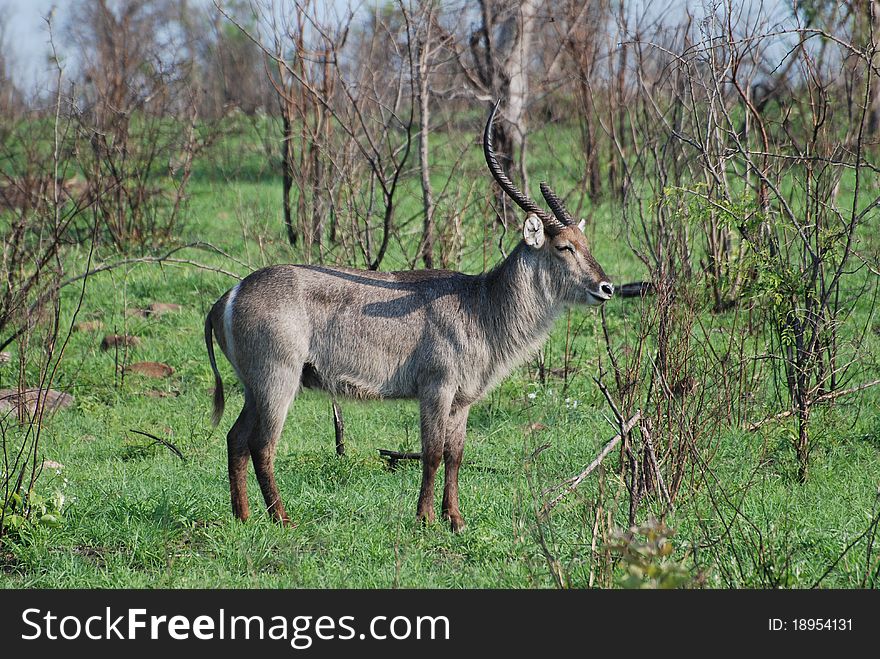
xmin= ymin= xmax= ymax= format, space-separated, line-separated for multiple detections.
xmin=101 ymin=334 xmax=141 ymax=350
xmin=126 ymin=302 xmax=182 ymax=318
xmin=0 ymin=389 xmax=75 ymax=416
xmin=125 ymin=361 xmax=174 ymax=378
xmin=548 ymin=367 xmax=579 ymax=379
xmin=41 ymin=459 xmax=64 ymax=470
xmin=74 ymin=320 xmax=103 ymax=332
xmin=71 ymin=545 xmax=108 ymax=567
xmin=142 ymin=389 xmax=180 ymax=398
xmin=147 ymin=302 xmax=182 ymax=315
xmin=0 ymin=550 xmax=21 ymax=574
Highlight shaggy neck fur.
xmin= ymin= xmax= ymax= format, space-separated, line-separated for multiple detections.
xmin=479 ymin=241 xmax=570 ymax=367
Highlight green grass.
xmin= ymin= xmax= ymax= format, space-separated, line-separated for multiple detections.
xmin=2 ymin=125 xmax=879 ymax=589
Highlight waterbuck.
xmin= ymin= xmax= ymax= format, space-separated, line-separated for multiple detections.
xmin=204 ymin=102 xmax=614 ymax=531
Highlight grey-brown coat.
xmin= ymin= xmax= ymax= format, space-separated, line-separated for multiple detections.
xmin=204 ymin=102 xmax=613 ymax=531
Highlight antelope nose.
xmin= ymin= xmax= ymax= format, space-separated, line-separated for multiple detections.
xmin=597 ymin=281 xmax=615 ymax=300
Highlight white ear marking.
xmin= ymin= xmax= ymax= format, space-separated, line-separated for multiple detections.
xmin=577 ymin=218 xmax=586 ymax=232
xmin=523 ymin=214 xmax=545 ymax=248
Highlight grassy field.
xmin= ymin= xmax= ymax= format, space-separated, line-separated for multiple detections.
xmin=2 ymin=125 xmax=879 ymax=589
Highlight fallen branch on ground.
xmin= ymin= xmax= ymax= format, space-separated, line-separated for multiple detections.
xmin=378 ymin=449 xmax=421 ymax=471
xmin=128 ymin=429 xmax=185 ymax=461
xmin=541 ymin=411 xmax=642 ymax=515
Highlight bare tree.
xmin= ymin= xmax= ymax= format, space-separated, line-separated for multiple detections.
xmin=225 ymin=1 xmax=416 ymax=270
xmin=66 ymin=0 xmax=211 ymax=247
xmin=0 ymin=13 xmax=25 ymax=118
xmin=411 ymin=0 xmax=444 ymax=268
xmin=444 ymin=0 xmax=542 ymax=217
xmin=263 ymin=0 xmax=340 ymax=255
xmin=181 ymin=0 xmax=274 ymax=119
xmin=547 ymin=0 xmax=611 ymax=202
xmin=871 ymin=1 xmax=880 ymax=134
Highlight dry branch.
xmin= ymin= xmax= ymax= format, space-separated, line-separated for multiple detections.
xmin=745 ymin=379 xmax=880 ymax=432
xmin=378 ymin=449 xmax=421 ymax=471
xmin=332 ymin=399 xmax=345 ymax=456
xmin=60 ymin=241 xmax=248 ymax=287
xmin=128 ymin=429 xmax=185 ymax=461
xmin=618 ymin=281 xmax=655 ymax=298
xmin=541 ymin=411 xmax=642 ymax=515
xmin=641 ymin=417 xmax=673 ymax=511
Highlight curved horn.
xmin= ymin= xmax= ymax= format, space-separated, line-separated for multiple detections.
xmin=539 ymin=182 xmax=574 ymax=226
xmin=483 ymin=100 xmax=566 ymax=235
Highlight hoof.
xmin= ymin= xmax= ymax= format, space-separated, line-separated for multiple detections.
xmin=444 ymin=512 xmax=466 ymax=533
xmin=417 ymin=504 xmax=436 ymax=525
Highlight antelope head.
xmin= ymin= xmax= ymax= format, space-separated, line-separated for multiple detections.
xmin=484 ymin=101 xmax=614 ymax=306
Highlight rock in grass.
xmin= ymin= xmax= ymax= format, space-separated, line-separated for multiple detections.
xmin=74 ymin=320 xmax=103 ymax=332
xmin=142 ymin=389 xmax=179 ymax=398
xmin=101 ymin=334 xmax=141 ymax=350
xmin=42 ymin=459 xmax=64 ymax=470
xmin=125 ymin=362 xmax=174 ymax=378
xmin=0 ymin=389 xmax=75 ymax=416
xmin=0 ymin=351 xmax=10 ymax=365
xmin=147 ymin=302 xmax=182 ymax=316
xmin=126 ymin=302 xmax=182 ymax=318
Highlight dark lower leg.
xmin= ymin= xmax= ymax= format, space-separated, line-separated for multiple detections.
xmin=228 ymin=424 xmax=251 ymax=521
xmin=251 ymin=445 xmax=290 ymax=525
xmin=417 ymin=446 xmax=443 ymax=523
xmin=248 ymin=410 xmax=292 ymax=525
xmin=441 ymin=454 xmax=464 ymax=532
xmin=416 ymin=393 xmax=451 ymax=525
xmin=442 ymin=406 xmax=468 ymax=532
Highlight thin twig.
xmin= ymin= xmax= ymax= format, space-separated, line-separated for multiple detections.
xmin=745 ymin=378 xmax=880 ymax=432
xmin=60 ymin=241 xmax=248 ymax=287
xmin=641 ymin=417 xmax=673 ymax=511
xmin=811 ymin=505 xmax=880 ymax=589
xmin=541 ymin=411 xmax=642 ymax=515
xmin=128 ymin=429 xmax=185 ymax=461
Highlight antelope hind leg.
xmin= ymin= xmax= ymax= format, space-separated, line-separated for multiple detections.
xmin=416 ymin=391 xmax=453 ymax=525
xmin=248 ymin=370 xmax=300 ymax=526
xmin=441 ymin=404 xmax=469 ymax=533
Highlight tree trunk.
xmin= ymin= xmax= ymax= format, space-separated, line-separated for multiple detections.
xmin=479 ymin=0 xmax=540 ymax=222
xmin=416 ymin=37 xmax=435 ymax=269
xmin=503 ymin=0 xmax=539 ymax=155
xmin=281 ymin=111 xmax=297 ymax=247
xmin=869 ymin=2 xmax=880 ymax=135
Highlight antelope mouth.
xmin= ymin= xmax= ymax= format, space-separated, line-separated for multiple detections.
xmin=585 ymin=287 xmax=614 ymax=305
xmin=587 ymin=281 xmax=614 ymax=305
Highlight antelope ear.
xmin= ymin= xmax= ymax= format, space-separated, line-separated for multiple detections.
xmin=523 ymin=214 xmax=545 ymax=248
xmin=577 ymin=218 xmax=586 ymax=232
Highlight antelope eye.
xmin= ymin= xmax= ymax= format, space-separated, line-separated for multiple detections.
xmin=556 ymin=244 xmax=575 ymax=254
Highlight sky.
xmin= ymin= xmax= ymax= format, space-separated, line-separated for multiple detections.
xmin=3 ymin=0 xmax=796 ymax=96
xmin=4 ymin=0 xmax=72 ymax=93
